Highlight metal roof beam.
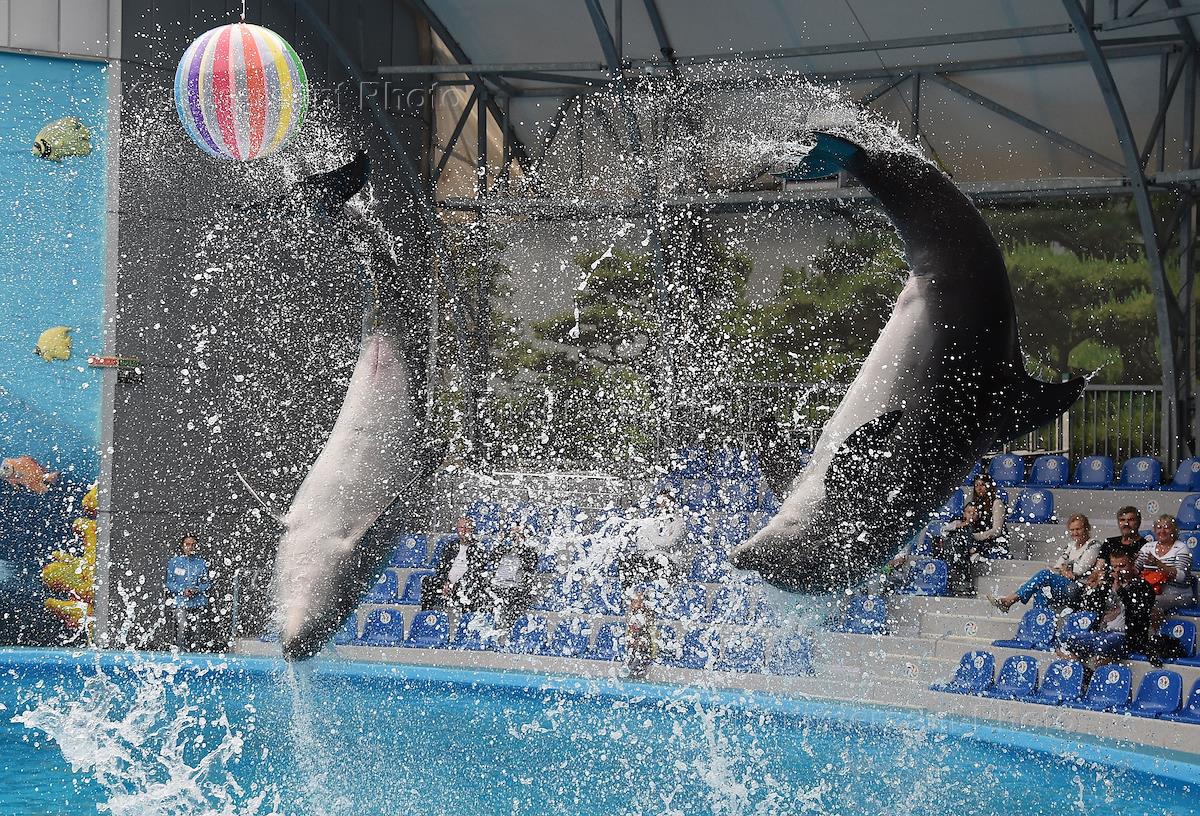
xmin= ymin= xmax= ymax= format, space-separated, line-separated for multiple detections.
xmin=430 ymin=89 xmax=477 ymax=187
xmin=928 ymin=73 xmax=1125 ymax=173
xmin=398 ymin=0 xmax=532 ymax=171
xmin=859 ymin=73 xmax=911 ymax=104
xmin=1140 ymin=49 xmax=1192 ymax=168
xmin=641 ymin=0 xmax=677 ymax=68
xmin=503 ymin=39 xmax=1182 ymax=97
xmin=1099 ymin=5 xmax=1200 ymax=31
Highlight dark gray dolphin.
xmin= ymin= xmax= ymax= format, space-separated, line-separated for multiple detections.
xmin=266 ymin=154 xmax=441 ymax=661
xmin=730 ymin=133 xmax=1085 ymax=594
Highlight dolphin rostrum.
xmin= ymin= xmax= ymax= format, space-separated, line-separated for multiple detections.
xmin=270 ymin=153 xmax=440 ymax=661
xmin=730 ymin=133 xmax=1085 ymax=594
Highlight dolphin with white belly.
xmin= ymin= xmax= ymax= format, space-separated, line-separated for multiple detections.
xmin=730 ymin=133 xmax=1085 ymax=593
xmin=267 ymin=153 xmax=441 ymax=661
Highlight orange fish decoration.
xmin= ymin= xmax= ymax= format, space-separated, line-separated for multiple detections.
xmin=0 ymin=455 xmax=59 ymax=494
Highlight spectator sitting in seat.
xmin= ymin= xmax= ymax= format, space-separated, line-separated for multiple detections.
xmin=939 ymin=475 xmax=1009 ymax=595
xmin=625 ymin=591 xmax=657 ymax=679
xmin=619 ymin=491 xmax=684 ymax=590
xmin=988 ymin=514 xmax=1100 ymax=613
xmin=1098 ymin=506 xmax=1144 ymax=561
xmin=424 ymin=516 xmax=487 ymax=612
xmin=1136 ymin=514 xmax=1195 ymax=618
xmin=1059 ymin=551 xmax=1167 ymax=667
xmin=483 ymin=523 xmax=540 ymax=629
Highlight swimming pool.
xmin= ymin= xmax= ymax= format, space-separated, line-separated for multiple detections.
xmin=0 ymin=648 xmax=1195 ymax=815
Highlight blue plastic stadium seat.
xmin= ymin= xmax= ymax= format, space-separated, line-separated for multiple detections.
xmin=364 ymin=570 xmax=399 ymax=604
xmin=1063 ymin=664 xmax=1132 ymax=712
xmin=980 ymin=654 xmax=1040 ymax=700
xmin=1177 ymin=494 xmax=1200 ymax=529
xmin=665 ymin=629 xmax=721 ymax=670
xmin=1132 ymin=619 xmax=1198 ymax=664
xmin=1029 ymin=455 xmax=1070 ymax=488
xmin=450 ymin=612 xmax=496 ymax=650
xmin=993 ymin=608 xmax=1056 ymax=651
xmin=403 ymin=610 xmax=448 ymax=648
xmin=900 ymin=558 xmax=949 ymax=596
xmin=680 ymin=480 xmax=716 ymax=511
xmin=719 ymin=482 xmax=756 ymax=514
xmin=1167 ymin=457 xmax=1200 ymax=492
xmin=931 ymin=651 xmax=995 ymax=694
xmin=716 ymin=512 xmax=749 ymax=546
xmin=537 ymin=551 xmax=558 ymax=573
xmin=398 ymin=570 xmax=433 ymax=605
xmin=1118 ymin=457 xmax=1163 ymax=490
xmin=936 ymin=490 xmax=966 ymax=520
xmin=546 ymin=617 xmax=592 ymax=657
xmin=714 ymin=633 xmax=765 ymax=673
xmin=360 ymin=608 xmax=406 ymax=646
xmin=389 ymin=534 xmax=428 ymax=567
xmin=535 ymin=577 xmax=582 ymax=612
xmin=988 ymin=454 xmax=1025 ymax=487
xmin=666 ymin=583 xmax=710 ymax=621
xmin=1124 ymin=670 xmax=1183 ymax=718
xmin=961 ymin=461 xmax=982 ymax=486
xmin=690 ymin=546 xmax=731 ymax=583
xmin=913 ymin=531 xmax=938 ymax=557
xmin=590 ymin=579 xmax=626 ymax=616
xmin=686 ymin=516 xmax=715 ymax=544
xmin=332 ymin=613 xmax=359 ymax=645
xmin=428 ymin=534 xmax=456 ymax=567
xmin=767 ymin=633 xmax=814 ymax=676
xmin=586 ymin=622 xmax=625 ymax=661
xmin=679 ymin=448 xmax=709 ymax=478
xmin=705 ymin=586 xmax=752 ymax=625
xmin=1028 ymin=660 xmax=1085 ymax=706
xmin=759 ymin=488 xmax=779 ymax=515
xmin=507 ymin=614 xmax=550 ymax=654
xmin=836 ymin=594 xmax=887 ymax=635
xmin=1009 ymin=489 xmax=1055 ymax=524
xmin=751 ymin=597 xmax=781 ymax=626
xmin=1057 ymin=611 xmax=1098 ymax=644
xmin=1159 ymin=678 xmax=1200 ymax=724
xmin=1073 ymin=456 xmax=1115 ymax=489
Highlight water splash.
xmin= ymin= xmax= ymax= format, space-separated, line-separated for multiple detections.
xmin=13 ymin=656 xmax=278 ymax=816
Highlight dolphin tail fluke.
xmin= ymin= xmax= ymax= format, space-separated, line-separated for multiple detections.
xmin=995 ymin=375 xmax=1087 ymax=443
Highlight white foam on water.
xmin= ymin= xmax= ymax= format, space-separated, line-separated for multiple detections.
xmin=13 ymin=655 xmax=280 ymax=816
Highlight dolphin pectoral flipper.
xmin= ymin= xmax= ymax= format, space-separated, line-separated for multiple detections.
xmin=290 ymin=151 xmax=370 ymax=214
xmin=994 ymin=375 xmax=1088 ymax=444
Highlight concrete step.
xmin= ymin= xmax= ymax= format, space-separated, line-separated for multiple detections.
xmin=978 ymin=558 xmax=1052 ymax=578
xmin=819 ymin=630 xmax=937 ymax=659
xmin=918 ymin=610 xmax=1024 ymax=642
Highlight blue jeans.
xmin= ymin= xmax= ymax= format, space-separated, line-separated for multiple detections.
xmin=1059 ymin=630 xmax=1126 ymax=662
xmin=1015 ymin=569 xmax=1074 ymax=609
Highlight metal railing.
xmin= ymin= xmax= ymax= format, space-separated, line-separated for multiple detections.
xmin=472 ymin=377 xmax=1171 ymax=471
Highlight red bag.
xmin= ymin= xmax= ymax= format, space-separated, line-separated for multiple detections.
xmin=1141 ymin=569 xmax=1170 ymax=595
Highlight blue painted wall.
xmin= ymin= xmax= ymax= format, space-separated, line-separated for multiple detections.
xmin=0 ymin=53 xmax=108 ymax=644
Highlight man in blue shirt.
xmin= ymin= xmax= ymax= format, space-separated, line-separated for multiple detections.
xmin=164 ymin=534 xmax=211 ymax=651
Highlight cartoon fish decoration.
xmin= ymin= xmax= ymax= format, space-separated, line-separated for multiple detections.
xmin=32 ymin=117 xmax=93 ymax=161
xmin=35 ymin=326 xmax=72 ymax=362
xmin=0 ymin=455 xmax=60 ymax=494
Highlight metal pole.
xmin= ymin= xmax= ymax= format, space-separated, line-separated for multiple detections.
xmin=1063 ymin=0 xmax=1185 ymax=466
xmin=911 ymin=73 xmax=921 ymax=140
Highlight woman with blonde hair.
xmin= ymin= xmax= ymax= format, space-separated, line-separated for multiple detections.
xmin=989 ymin=513 xmax=1100 ymax=613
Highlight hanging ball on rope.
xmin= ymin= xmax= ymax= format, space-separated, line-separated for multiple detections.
xmin=174 ymin=23 xmax=309 ymax=161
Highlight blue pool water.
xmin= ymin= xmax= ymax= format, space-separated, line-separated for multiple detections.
xmin=0 ymin=649 xmax=1196 ymax=816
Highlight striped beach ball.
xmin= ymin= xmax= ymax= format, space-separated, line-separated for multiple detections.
xmin=174 ymin=23 xmax=308 ymax=160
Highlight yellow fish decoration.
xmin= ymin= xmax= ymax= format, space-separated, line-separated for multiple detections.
xmin=43 ymin=483 xmax=99 ymax=636
xmin=35 ymin=326 xmax=72 ymax=362
xmin=32 ymin=116 xmax=93 ymax=161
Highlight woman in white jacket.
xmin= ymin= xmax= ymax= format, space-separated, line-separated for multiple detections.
xmin=989 ymin=513 xmax=1101 ymax=613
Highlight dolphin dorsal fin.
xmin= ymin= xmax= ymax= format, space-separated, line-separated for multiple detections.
xmin=994 ymin=375 xmax=1087 ymax=444
xmin=827 ymin=409 xmax=904 ymax=491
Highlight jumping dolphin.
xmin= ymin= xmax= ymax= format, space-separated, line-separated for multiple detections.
xmin=269 ymin=153 xmax=440 ymax=661
xmin=730 ymin=133 xmax=1085 ymax=593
